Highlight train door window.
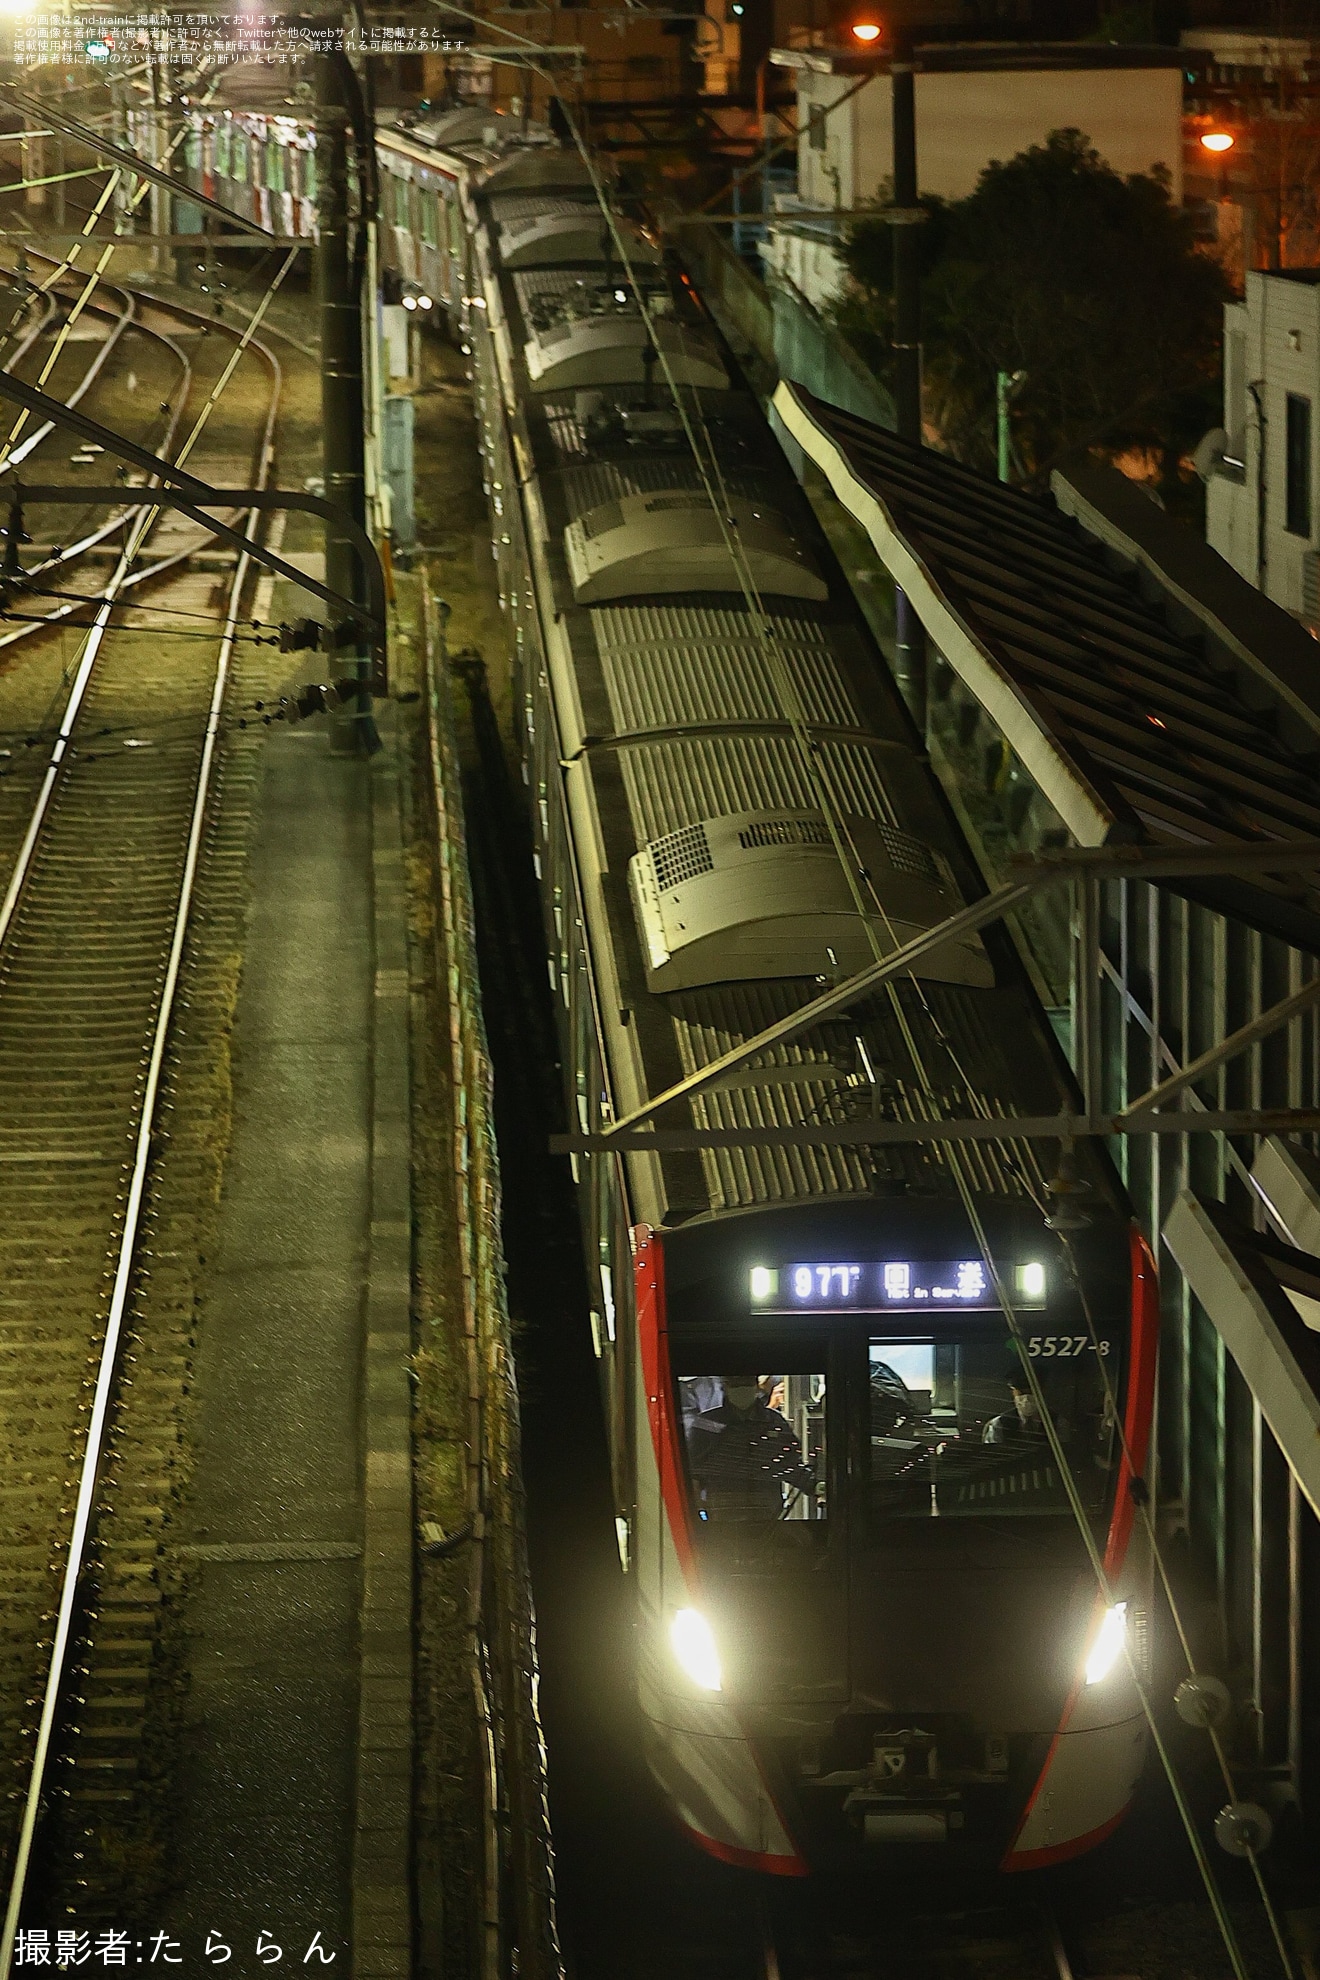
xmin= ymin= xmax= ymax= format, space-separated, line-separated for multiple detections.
xmin=393 ymin=175 xmax=411 ymax=231
xmin=421 ymin=191 xmax=440 ymax=249
xmin=214 ymin=124 xmax=232 ymax=177
xmin=304 ymin=148 xmax=317 ymax=203
xmin=678 ymin=1372 xmax=826 ymax=1525
xmin=233 ymin=132 xmax=249 ymax=182
xmin=869 ymin=1330 xmax=1118 ymax=1526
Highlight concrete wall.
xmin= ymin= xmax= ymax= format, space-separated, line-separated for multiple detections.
xmin=797 ymin=65 xmax=1184 ymax=211
xmin=762 ymin=223 xmax=848 ymax=310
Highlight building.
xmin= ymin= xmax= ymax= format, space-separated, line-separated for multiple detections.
xmin=1182 ymin=29 xmax=1320 ymax=283
xmin=1205 ymin=269 xmax=1320 ymax=627
xmin=764 ymin=41 xmax=1187 ymax=314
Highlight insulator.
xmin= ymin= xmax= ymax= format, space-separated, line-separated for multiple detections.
xmin=1174 ymin=1673 xmax=1231 ymax=1729
xmin=1214 ymin=1801 xmax=1273 ymax=1858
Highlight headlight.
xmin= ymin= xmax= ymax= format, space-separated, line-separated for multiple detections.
xmin=1084 ymin=1602 xmax=1128 ymax=1685
xmin=670 ymin=1608 xmax=722 ymax=1692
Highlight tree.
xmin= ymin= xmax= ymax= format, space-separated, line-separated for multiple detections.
xmin=834 ymin=129 xmax=1233 ymax=493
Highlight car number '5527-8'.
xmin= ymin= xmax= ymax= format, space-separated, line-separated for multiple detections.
xmin=1027 ymin=1336 xmax=1112 ymax=1357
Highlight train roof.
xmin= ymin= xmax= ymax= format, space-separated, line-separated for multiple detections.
xmin=471 ymin=163 xmax=1115 ymax=1228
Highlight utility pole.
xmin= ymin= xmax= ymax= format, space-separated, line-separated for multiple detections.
xmin=887 ymin=20 xmax=926 ymax=727
xmin=889 ymin=23 xmax=920 ymax=446
xmin=149 ymin=46 xmax=167 ymax=277
xmin=22 ymin=96 xmax=44 ymax=215
xmin=996 ymin=367 xmax=1025 ymax=484
xmin=313 ymin=50 xmax=372 ymax=750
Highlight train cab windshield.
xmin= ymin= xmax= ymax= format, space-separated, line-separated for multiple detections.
xmin=868 ymin=1325 xmax=1118 ymax=1524
xmin=679 ymin=1373 xmax=828 ymax=1529
xmin=672 ymin=1313 xmax=1122 ymax=1553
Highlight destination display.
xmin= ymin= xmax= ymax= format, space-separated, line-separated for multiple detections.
xmin=748 ymin=1259 xmax=1047 ymax=1312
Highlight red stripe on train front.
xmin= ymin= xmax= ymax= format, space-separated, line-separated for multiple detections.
xmin=634 ymin=1224 xmax=698 ymax=1586
xmin=1000 ymin=1224 xmax=1159 ymax=1871
xmin=680 ymin=1822 xmax=811 ymax=1878
xmin=635 ymin=1225 xmax=809 ymax=1877
xmin=1003 ymin=1805 xmax=1129 ymax=1873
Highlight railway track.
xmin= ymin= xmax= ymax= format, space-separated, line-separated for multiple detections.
xmin=0 ymin=269 xmax=289 ymax=1950
xmin=757 ymin=1891 xmax=1090 ymax=1980
xmin=0 ymin=251 xmax=193 ymax=647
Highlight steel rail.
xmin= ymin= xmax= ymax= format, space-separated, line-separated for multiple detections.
xmin=0 ymin=283 xmax=137 ymax=472
xmin=0 ymin=285 xmax=57 ymax=372
xmin=0 ymin=175 xmax=131 ymax=462
xmin=0 ymin=252 xmax=195 ymax=629
xmin=0 ymin=259 xmax=276 ymax=650
xmin=0 ymin=368 xmax=385 ymax=644
xmin=1046 ymin=1911 xmax=1077 ymax=1980
xmin=0 ymin=291 xmax=283 ymax=1980
xmin=0 ymin=245 xmax=383 ymax=649
xmin=0 ymin=279 xmax=324 ymax=674
xmin=0 ymin=265 xmax=289 ymax=941
xmin=0 ymin=307 xmax=191 ymax=818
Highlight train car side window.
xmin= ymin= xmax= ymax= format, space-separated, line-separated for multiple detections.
xmin=679 ymin=1373 xmax=826 ymax=1524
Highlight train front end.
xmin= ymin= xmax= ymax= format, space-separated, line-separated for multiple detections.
xmin=633 ymin=1201 xmax=1158 ymax=1874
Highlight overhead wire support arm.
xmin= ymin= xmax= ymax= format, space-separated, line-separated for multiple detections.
xmin=1118 ymin=975 xmax=1320 ymax=1119
xmin=555 ymin=1108 xmax=1320 ymax=1154
xmin=594 ymin=839 xmax=1320 ymax=1142
xmin=4 ymin=485 xmax=387 ymax=679
xmin=0 ymin=366 xmax=386 ymax=663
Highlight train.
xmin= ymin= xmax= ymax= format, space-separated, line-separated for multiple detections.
xmin=373 ymin=107 xmax=1159 ymax=1875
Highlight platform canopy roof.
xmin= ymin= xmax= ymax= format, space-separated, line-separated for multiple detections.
xmin=774 ymin=381 xmax=1320 ymax=954
xmin=1166 ymin=1139 xmax=1320 ymax=1520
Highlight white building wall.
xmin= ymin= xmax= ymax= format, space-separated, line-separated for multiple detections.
xmin=797 ymin=72 xmax=855 ymax=212
xmin=761 ymin=226 xmax=847 ymax=308
xmin=1207 ymin=274 xmax=1320 ymax=622
xmin=1207 ymin=300 xmax=1257 ymax=587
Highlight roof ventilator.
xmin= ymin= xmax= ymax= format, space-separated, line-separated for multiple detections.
xmin=628 ymin=808 xmax=995 ymax=992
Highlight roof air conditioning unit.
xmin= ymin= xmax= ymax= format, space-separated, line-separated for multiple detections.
xmin=627 ymin=808 xmax=994 ymax=992
xmin=565 ymin=490 xmax=827 ymax=603
xmin=524 ymin=315 xmax=726 ymax=391
xmin=500 ymin=212 xmax=662 ymax=270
